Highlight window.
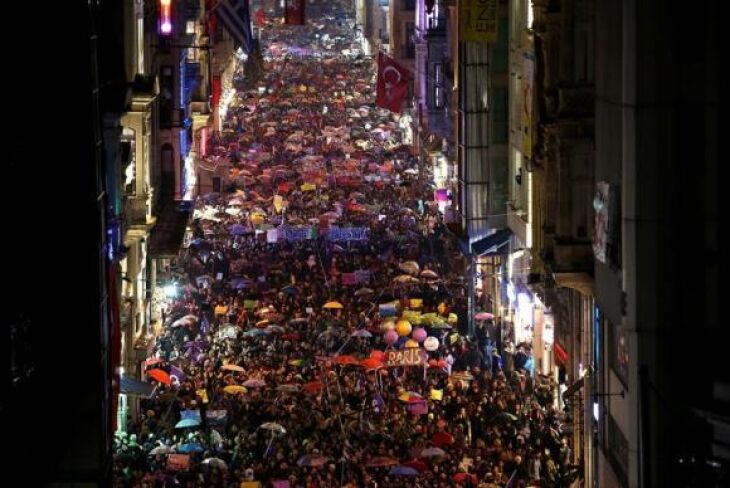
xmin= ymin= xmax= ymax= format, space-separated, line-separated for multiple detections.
xmin=434 ymin=63 xmax=443 ymax=108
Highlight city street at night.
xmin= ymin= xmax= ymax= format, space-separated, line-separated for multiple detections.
xmin=3 ymin=1 xmax=723 ymax=487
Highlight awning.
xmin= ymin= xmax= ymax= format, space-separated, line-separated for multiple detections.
xmin=149 ymin=203 xmax=193 ymax=257
xmin=471 ymin=228 xmax=512 ymax=256
xmin=120 ymin=376 xmax=156 ymax=397
xmin=562 ymin=377 xmax=585 ymax=401
xmin=215 ymin=0 xmax=254 ymax=54
xmin=554 ymin=272 xmax=594 ymax=297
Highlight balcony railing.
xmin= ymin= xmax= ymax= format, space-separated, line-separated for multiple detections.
xmin=125 ymin=196 xmax=149 ymax=227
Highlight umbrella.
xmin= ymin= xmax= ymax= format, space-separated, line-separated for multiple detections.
xmin=398 ymin=391 xmax=424 ymax=403
xmin=202 ymin=457 xmax=228 ymax=470
xmin=223 ymin=385 xmax=248 ymax=394
xmin=276 ymin=384 xmax=300 ymax=394
xmin=399 ymin=261 xmax=420 ymax=275
xmin=144 ymin=357 xmax=163 ymax=367
xmin=149 ymin=445 xmax=174 ymax=456
xmin=171 ymin=317 xmax=194 ymax=328
xmin=366 ymin=457 xmax=398 ymax=467
xmin=389 ymin=465 xmax=419 ymax=476
xmin=178 ymin=443 xmax=204 ymax=453
xmin=289 ymin=317 xmax=309 ymax=325
xmin=419 ymin=447 xmax=446 ymax=458
xmin=403 ymin=459 xmax=428 ymax=472
xmin=334 ymin=355 xmax=359 ymax=366
xmin=403 ymin=168 xmax=418 ymax=175
xmin=244 ymin=328 xmax=267 ymax=337
xmin=243 ymin=379 xmax=267 ymax=388
xmin=496 ymin=412 xmax=519 ymax=422
xmin=303 ymin=381 xmax=324 ymax=393
xmin=453 ymin=473 xmax=478 ymax=484
xmin=265 ymin=325 xmax=286 ymax=334
xmin=175 ymin=418 xmax=200 ymax=429
xmin=420 ymin=270 xmax=439 ymax=279
xmin=282 ymin=285 xmax=300 ymax=296
xmin=474 ymin=312 xmax=495 ymax=320
xmin=230 ymin=278 xmax=253 ymax=289
xmin=221 ymin=364 xmax=245 ymax=372
xmin=354 ymin=287 xmax=375 ymax=297
xmin=431 ymin=432 xmax=455 ymax=447
xmin=147 ymin=369 xmax=171 ymax=385
xmin=297 ymin=455 xmax=329 ymax=467
xmin=255 ymin=319 xmax=270 ymax=328
xmin=323 ymin=301 xmax=344 ymax=309
xmin=351 ymin=329 xmax=373 ymax=338
xmin=259 ymin=422 xmax=286 ymax=434
xmin=359 ymin=358 xmax=383 ymax=370
xmin=393 ymin=274 xmax=420 ymax=284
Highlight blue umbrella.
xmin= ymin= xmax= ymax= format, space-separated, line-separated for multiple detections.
xmin=178 ymin=442 xmax=204 ymax=453
xmin=230 ymin=224 xmax=248 ymax=236
xmin=282 ymin=285 xmax=300 ymax=296
xmin=175 ymin=418 xmax=201 ymax=429
xmin=389 ymin=465 xmax=419 ymax=476
xmin=230 ymin=278 xmax=253 ymax=289
xmin=244 ymin=328 xmax=266 ymax=337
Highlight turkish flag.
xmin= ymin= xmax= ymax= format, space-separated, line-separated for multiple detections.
xmin=285 ymin=0 xmax=305 ymax=25
xmin=376 ymin=52 xmax=410 ymax=114
xmin=255 ymin=8 xmax=266 ymax=26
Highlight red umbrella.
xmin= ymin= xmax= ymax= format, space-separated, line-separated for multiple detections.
xmin=145 ymin=357 xmax=163 ymax=367
xmin=370 ymin=350 xmax=385 ymax=361
xmin=359 ymin=358 xmax=383 ymax=370
xmin=334 ymin=355 xmax=359 ymax=366
xmin=147 ymin=369 xmax=171 ymax=385
xmin=453 ymin=473 xmax=477 ymax=484
xmin=403 ymin=459 xmax=428 ymax=472
xmin=431 ymin=432 xmax=455 ymax=447
xmin=303 ymin=381 xmax=324 ymax=394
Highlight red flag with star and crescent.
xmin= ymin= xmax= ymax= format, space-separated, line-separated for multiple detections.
xmin=376 ymin=52 xmax=410 ymax=114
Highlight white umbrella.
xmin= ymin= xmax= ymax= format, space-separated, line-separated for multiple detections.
xmin=259 ymin=422 xmax=286 ymax=434
xmin=202 ymin=457 xmax=228 ymax=470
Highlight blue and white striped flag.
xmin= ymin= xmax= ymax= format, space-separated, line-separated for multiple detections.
xmin=215 ymin=0 xmax=254 ymax=54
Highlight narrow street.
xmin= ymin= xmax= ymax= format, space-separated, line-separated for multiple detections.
xmin=116 ymin=3 xmax=575 ymax=487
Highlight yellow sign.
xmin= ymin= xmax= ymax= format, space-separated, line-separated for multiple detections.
xmin=430 ymin=389 xmax=444 ymax=401
xmin=459 ymin=0 xmax=498 ymax=43
xmin=301 ymin=183 xmax=316 ymax=192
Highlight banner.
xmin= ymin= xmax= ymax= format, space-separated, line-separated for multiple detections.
xmin=592 ymin=182 xmax=609 ymax=263
xmin=459 ymin=0 xmax=498 ymax=43
xmin=254 ymin=7 xmax=266 ymax=26
xmin=384 ymin=348 xmax=429 ymax=367
xmin=376 ymin=52 xmax=410 ymax=114
xmin=284 ymin=226 xmax=317 ymax=242
xmin=285 ymin=0 xmax=305 ymax=25
xmin=167 ymin=454 xmax=190 ymax=471
xmin=327 ymin=226 xmax=370 ymax=242
xmin=522 ymin=54 xmax=534 ymax=158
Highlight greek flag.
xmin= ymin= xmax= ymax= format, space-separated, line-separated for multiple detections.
xmin=215 ymin=0 xmax=254 ymax=54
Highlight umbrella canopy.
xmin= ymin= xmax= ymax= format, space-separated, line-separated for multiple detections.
xmin=474 ymin=312 xmax=495 ymax=320
xmin=351 ymin=329 xmax=373 ymax=338
xmin=223 ymin=385 xmax=248 ymax=395
xmin=147 ymin=369 xmax=171 ymax=385
xmin=389 ymin=465 xmax=419 ymax=476
xmin=323 ymin=301 xmax=344 ymax=309
xmin=297 ymin=455 xmax=329 ymax=467
xmin=496 ymin=412 xmax=519 ymax=422
xmin=202 ymin=457 xmax=228 ymax=470
xmin=393 ymin=274 xmax=420 ymax=284
xmin=259 ymin=422 xmax=286 ymax=434
xmin=420 ymin=269 xmax=439 ymax=279
xmin=221 ymin=364 xmax=245 ymax=372
xmin=359 ymin=358 xmax=383 ymax=370
xmin=243 ymin=378 xmax=267 ymax=388
xmin=419 ymin=447 xmax=446 ymax=458
xmin=144 ymin=357 xmax=163 ymax=367
xmin=399 ymin=261 xmax=420 ymax=275
xmin=354 ymin=287 xmax=375 ymax=297
xmin=403 ymin=459 xmax=428 ymax=472
xmin=334 ymin=355 xmax=359 ymax=366
xmin=431 ymin=432 xmax=455 ymax=447
xmin=303 ymin=381 xmax=324 ymax=394
xmin=366 ymin=457 xmax=399 ymax=467
xmin=149 ymin=445 xmax=174 ymax=456
xmin=244 ymin=328 xmax=267 ymax=337
xmin=276 ymin=384 xmax=300 ymax=394
xmin=282 ymin=285 xmax=300 ymax=296
xmin=175 ymin=418 xmax=201 ymax=429
xmin=178 ymin=443 xmax=204 ymax=453
xmin=264 ymin=324 xmax=285 ymax=334
xmin=398 ymin=391 xmax=424 ymax=403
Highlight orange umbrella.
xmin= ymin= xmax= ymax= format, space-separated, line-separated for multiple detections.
xmin=323 ymin=301 xmax=343 ymax=309
xmin=370 ymin=350 xmax=386 ymax=361
xmin=334 ymin=355 xmax=359 ymax=366
xmin=147 ymin=369 xmax=171 ymax=385
xmin=221 ymin=364 xmax=245 ymax=372
xmin=359 ymin=358 xmax=383 ymax=370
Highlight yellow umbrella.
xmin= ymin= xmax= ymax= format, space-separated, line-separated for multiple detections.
xmin=396 ymin=320 xmax=412 ymax=337
xmin=221 ymin=364 xmax=245 ymax=372
xmin=223 ymin=385 xmax=248 ymax=394
xmin=323 ymin=301 xmax=344 ymax=309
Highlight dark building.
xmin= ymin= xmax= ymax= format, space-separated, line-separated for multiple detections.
xmin=1 ymin=1 xmax=120 ymax=485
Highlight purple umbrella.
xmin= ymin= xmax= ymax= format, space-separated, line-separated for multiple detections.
xmin=389 ymin=465 xmax=419 ymax=476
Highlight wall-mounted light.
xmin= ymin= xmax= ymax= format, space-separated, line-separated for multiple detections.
xmin=160 ymin=0 xmax=172 ymax=36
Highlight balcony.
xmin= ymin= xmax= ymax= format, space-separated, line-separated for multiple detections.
xmin=557 ymin=85 xmax=594 ymax=117
xmin=548 ymin=236 xmax=593 ymax=273
xmin=125 ymin=196 xmax=150 ymax=228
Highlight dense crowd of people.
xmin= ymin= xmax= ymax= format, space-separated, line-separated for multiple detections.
xmin=113 ymin=4 xmax=577 ymax=487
